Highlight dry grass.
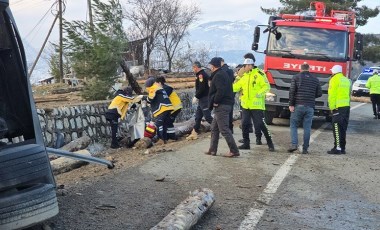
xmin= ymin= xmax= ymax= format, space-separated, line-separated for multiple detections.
xmin=351 ymin=96 xmax=371 ymax=103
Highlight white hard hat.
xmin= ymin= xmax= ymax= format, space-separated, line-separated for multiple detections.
xmin=330 ymin=65 xmax=342 ymax=74
xmin=243 ymin=58 xmax=254 ymax=65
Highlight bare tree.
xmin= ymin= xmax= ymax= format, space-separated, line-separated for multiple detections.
xmin=158 ymin=0 xmax=200 ymax=72
xmin=124 ymin=0 xmax=165 ymax=71
xmin=172 ymin=42 xmax=211 ymax=72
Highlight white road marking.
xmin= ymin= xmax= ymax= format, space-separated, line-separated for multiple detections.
xmin=238 ymin=103 xmax=366 ymax=230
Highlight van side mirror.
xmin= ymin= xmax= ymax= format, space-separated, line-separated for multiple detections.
xmin=252 ymin=27 xmax=261 ymax=51
xmin=254 ymin=26 xmax=260 ymax=43
xmin=355 ymin=33 xmax=363 ymax=51
xmin=353 ymin=33 xmax=363 ymax=61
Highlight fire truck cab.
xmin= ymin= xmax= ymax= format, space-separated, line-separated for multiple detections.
xmin=252 ymin=1 xmax=363 ymax=124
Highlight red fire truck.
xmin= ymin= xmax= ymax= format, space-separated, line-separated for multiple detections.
xmin=252 ymin=1 xmax=363 ymax=124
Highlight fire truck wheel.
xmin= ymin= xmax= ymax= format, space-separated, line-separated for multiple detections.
xmin=0 ymin=183 xmax=58 ymax=230
xmin=0 ymin=144 xmax=53 ymax=189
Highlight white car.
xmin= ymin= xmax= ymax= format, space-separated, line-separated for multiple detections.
xmin=352 ymin=71 xmax=372 ymax=96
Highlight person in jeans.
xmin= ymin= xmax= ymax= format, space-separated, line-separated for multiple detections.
xmin=187 ymin=61 xmax=213 ymax=140
xmin=288 ymin=63 xmax=322 ymax=154
xmin=205 ymin=57 xmax=239 ymax=157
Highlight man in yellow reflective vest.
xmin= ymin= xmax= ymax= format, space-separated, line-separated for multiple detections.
xmin=233 ymin=58 xmax=275 ymax=151
xmin=365 ymin=69 xmax=380 ymax=119
xmin=156 ymin=76 xmax=183 ymax=140
xmin=327 ymin=65 xmax=351 ymax=154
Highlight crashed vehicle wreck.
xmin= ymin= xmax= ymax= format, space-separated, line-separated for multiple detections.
xmin=0 ymin=0 xmax=59 ymax=229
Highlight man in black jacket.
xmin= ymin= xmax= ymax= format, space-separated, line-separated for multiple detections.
xmin=220 ymin=58 xmax=235 ymax=133
xmin=288 ymin=63 xmax=322 ymax=154
xmin=205 ymin=57 xmax=239 ymax=157
xmin=187 ymin=61 xmax=213 ymax=140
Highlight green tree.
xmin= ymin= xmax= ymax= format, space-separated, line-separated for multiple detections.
xmin=62 ymin=0 xmax=127 ymax=100
xmin=261 ymin=0 xmax=379 ymax=27
xmin=362 ymin=34 xmax=380 ymax=63
xmin=48 ymin=44 xmax=70 ymax=83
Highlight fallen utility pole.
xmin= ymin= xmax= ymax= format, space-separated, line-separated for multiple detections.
xmin=28 ymin=13 xmax=59 ymax=77
xmin=46 ymin=147 xmax=115 ymax=169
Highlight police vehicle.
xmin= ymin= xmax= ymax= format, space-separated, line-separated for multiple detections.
xmin=352 ymin=67 xmax=379 ymax=97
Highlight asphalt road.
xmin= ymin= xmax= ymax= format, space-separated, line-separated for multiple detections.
xmin=39 ymin=102 xmax=379 ymax=230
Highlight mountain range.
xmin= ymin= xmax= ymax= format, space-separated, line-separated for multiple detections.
xmin=25 ymin=20 xmax=264 ymax=84
xmin=187 ymin=20 xmax=264 ymax=66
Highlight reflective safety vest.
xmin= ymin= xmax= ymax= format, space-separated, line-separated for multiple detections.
xmin=108 ymin=90 xmax=134 ymax=120
xmin=365 ymin=73 xmax=380 ymax=95
xmin=328 ymin=73 xmax=351 ymax=110
xmin=162 ymin=84 xmax=183 ymax=113
xmin=146 ymin=84 xmax=174 ymax=117
xmin=233 ymin=67 xmax=269 ymax=110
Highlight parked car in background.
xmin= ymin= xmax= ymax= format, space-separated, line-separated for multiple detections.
xmin=352 ymin=68 xmax=378 ymax=97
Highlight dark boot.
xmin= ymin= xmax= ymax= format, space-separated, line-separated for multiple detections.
xmin=111 ymin=142 xmax=121 ymax=149
xmin=256 ymin=138 xmax=262 ymax=145
xmin=238 ymin=139 xmax=250 ymax=150
xmin=267 ymin=140 xmax=275 ymax=152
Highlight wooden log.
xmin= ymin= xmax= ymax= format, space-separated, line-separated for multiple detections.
xmin=174 ymin=120 xmax=211 ymax=137
xmin=50 ymin=149 xmax=91 ymax=175
xmin=34 ymin=96 xmax=68 ymax=103
xmin=60 ymin=135 xmax=91 ymax=152
xmin=151 ymin=188 xmax=215 ymax=230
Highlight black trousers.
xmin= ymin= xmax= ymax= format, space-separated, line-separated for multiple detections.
xmin=167 ymin=109 xmax=181 ymax=140
xmin=241 ymin=109 xmax=272 ymax=144
xmin=194 ymin=97 xmax=213 ymax=133
xmin=331 ymin=106 xmax=350 ymax=151
xmin=107 ymin=118 xmax=119 ymax=145
xmin=370 ymin=94 xmax=380 ymax=116
xmin=154 ymin=110 xmax=172 ymax=141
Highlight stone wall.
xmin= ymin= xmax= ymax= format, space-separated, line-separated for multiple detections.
xmin=37 ymin=90 xmax=240 ymax=147
xmin=37 ymin=91 xmax=196 ymax=147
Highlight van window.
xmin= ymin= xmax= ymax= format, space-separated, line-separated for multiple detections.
xmin=0 ymin=7 xmax=35 ymax=146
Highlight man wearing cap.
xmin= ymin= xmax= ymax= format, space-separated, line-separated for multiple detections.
xmin=327 ymin=65 xmax=351 ymax=154
xmin=233 ymin=58 xmax=275 ymax=151
xmin=144 ymin=77 xmax=174 ymax=145
xmin=206 ymin=57 xmax=239 ymax=157
xmin=288 ymin=63 xmax=322 ymax=154
xmin=365 ymin=69 xmax=380 ymax=119
xmin=187 ymin=61 xmax=213 ymax=140
xmin=220 ymin=57 xmax=236 ymax=134
xmin=105 ymin=86 xmax=135 ymax=149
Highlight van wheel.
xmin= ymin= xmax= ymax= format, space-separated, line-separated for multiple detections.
xmin=0 ymin=183 xmax=58 ymax=230
xmin=265 ymin=111 xmax=276 ymax=125
xmin=0 ymin=145 xmax=53 ymax=189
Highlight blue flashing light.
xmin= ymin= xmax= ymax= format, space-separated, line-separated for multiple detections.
xmin=362 ymin=68 xmax=373 ymax=73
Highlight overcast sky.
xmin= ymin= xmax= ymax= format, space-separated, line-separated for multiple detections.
xmin=9 ymin=0 xmax=380 ymax=51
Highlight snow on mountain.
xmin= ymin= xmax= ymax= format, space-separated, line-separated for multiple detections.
xmin=23 ymin=40 xmax=51 ymax=84
xmin=25 ymin=19 xmax=267 ymax=83
xmin=187 ymin=20 xmax=265 ymax=65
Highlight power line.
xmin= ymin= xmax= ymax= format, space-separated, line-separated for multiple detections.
xmin=23 ymin=4 xmax=55 ymax=40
